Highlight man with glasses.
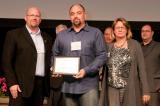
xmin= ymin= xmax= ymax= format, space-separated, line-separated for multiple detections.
xmin=141 ymin=24 xmax=160 ymax=106
xmin=2 ymin=7 xmax=52 ymax=106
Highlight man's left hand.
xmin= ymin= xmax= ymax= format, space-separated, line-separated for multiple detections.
xmin=73 ymin=69 xmax=86 ymax=79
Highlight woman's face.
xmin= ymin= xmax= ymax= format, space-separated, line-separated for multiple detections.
xmin=114 ymin=21 xmax=127 ymax=39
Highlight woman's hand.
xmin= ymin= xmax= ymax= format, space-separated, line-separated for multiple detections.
xmin=142 ymin=95 xmax=150 ymax=104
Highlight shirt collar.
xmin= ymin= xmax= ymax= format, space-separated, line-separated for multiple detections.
xmin=141 ymin=40 xmax=153 ymax=46
xmin=68 ymin=24 xmax=90 ymax=32
xmin=26 ymin=25 xmax=41 ymax=35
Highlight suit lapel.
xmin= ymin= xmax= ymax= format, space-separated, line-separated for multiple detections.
xmin=22 ymin=27 xmax=36 ymax=50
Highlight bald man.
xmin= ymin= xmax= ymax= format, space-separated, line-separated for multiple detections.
xmin=104 ymin=27 xmax=114 ymax=43
xmin=2 ymin=7 xmax=52 ymax=106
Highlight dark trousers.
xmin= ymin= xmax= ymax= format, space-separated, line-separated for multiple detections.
xmin=47 ymin=88 xmax=64 ymax=106
xmin=9 ymin=76 xmax=44 ymax=106
xmin=47 ymin=77 xmax=64 ymax=106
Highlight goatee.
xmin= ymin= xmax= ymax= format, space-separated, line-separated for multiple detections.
xmin=73 ymin=21 xmax=81 ymax=27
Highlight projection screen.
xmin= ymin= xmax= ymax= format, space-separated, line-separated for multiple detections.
xmin=0 ymin=0 xmax=159 ymax=21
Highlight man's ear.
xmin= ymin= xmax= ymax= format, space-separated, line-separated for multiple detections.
xmin=151 ymin=31 xmax=154 ymax=37
xmin=84 ymin=13 xmax=87 ymax=20
xmin=24 ymin=16 xmax=27 ymax=22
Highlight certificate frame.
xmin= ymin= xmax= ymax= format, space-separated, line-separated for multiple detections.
xmin=53 ymin=56 xmax=80 ymax=75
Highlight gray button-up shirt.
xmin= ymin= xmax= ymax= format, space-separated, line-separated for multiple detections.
xmin=52 ymin=25 xmax=106 ymax=94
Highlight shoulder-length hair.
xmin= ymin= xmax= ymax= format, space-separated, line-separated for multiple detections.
xmin=112 ymin=17 xmax=132 ymax=40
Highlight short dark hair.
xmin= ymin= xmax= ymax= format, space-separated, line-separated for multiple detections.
xmin=142 ymin=24 xmax=154 ymax=31
xmin=69 ymin=3 xmax=85 ymax=13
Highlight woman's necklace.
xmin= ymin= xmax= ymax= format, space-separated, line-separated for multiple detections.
xmin=114 ymin=40 xmax=127 ymax=48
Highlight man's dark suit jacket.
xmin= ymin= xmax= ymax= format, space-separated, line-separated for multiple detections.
xmin=142 ymin=41 xmax=160 ymax=93
xmin=2 ymin=26 xmax=53 ymax=97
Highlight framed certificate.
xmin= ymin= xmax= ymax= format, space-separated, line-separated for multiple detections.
xmin=53 ymin=57 xmax=80 ymax=75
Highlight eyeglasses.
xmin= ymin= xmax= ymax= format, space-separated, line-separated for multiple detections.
xmin=27 ymin=14 xmax=40 ymax=18
xmin=115 ymin=26 xmax=126 ymax=30
xmin=141 ymin=30 xmax=152 ymax=33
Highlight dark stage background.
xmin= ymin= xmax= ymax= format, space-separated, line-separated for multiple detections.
xmin=0 ymin=18 xmax=160 ymax=76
